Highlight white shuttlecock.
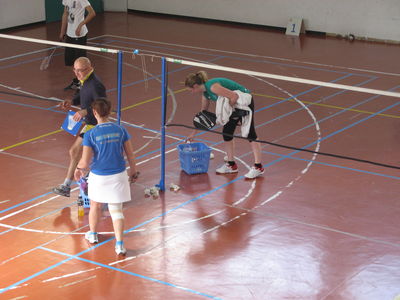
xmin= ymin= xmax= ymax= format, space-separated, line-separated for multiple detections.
xmin=169 ymin=183 xmax=180 ymax=192
xmin=150 ymin=186 xmax=160 ymax=199
xmin=144 ymin=188 xmax=151 ymax=197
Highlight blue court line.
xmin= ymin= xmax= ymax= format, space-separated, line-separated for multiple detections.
xmin=0 ymin=162 xmax=252 ymax=295
xmin=38 ymin=246 xmax=222 ymax=299
xmin=0 ymin=48 xmax=53 ymax=62
xmin=101 ymin=38 xmax=222 ymax=59
xmin=0 ymin=192 xmax=53 ymax=215
xmin=253 ymin=76 xmax=377 ymax=133
xmin=106 ymin=55 xmax=224 ymax=93
xmin=0 ymin=36 xmax=106 ymax=63
xmin=0 ymin=203 xmax=76 ymax=236
xmin=253 ymin=73 xmax=359 ymax=113
xmin=258 ymin=97 xmax=400 ymax=170
xmin=0 ymin=180 xmax=79 ymax=215
xmin=1 ymin=95 xmax=398 ymax=294
xmin=261 ymin=150 xmax=400 ymax=180
xmin=0 ymin=98 xmax=65 ymax=114
xmin=0 ymin=244 xmax=222 ymax=299
xmin=0 ymin=40 xmax=115 ymax=71
xmin=0 ymin=76 xmax=391 ymax=222
xmin=3 ymin=82 xmax=396 ymax=233
xmin=120 ymin=80 xmax=400 ymax=232
xmin=1 ymin=36 xmax=378 ymax=92
xmin=223 ymin=54 xmax=375 ymax=78
xmin=0 ymin=39 xmax=395 ymax=294
xmin=102 ymin=37 xmax=376 ymax=78
xmin=300 ymin=88 xmax=400 ymax=151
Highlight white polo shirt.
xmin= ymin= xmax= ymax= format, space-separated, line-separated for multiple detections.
xmin=63 ymin=0 xmax=91 ymax=38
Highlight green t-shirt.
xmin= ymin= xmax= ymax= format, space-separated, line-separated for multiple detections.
xmin=203 ymin=78 xmax=250 ymax=101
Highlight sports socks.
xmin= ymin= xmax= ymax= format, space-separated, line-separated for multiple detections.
xmin=63 ymin=179 xmax=73 ymax=187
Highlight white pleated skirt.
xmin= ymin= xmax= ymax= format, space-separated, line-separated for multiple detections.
xmin=87 ymin=170 xmax=131 ymax=204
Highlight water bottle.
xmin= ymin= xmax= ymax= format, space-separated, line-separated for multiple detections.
xmin=78 ymin=196 xmax=84 ymax=217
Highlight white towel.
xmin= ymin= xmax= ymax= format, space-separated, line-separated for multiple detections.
xmin=215 ymin=90 xmax=253 ymax=138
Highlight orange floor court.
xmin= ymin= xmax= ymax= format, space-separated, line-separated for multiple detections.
xmin=0 ymin=11 xmax=399 ymax=300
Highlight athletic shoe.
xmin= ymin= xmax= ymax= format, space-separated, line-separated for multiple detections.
xmin=244 ymin=166 xmax=265 ymax=179
xmin=216 ymin=163 xmax=238 ymax=174
xmin=85 ymin=231 xmax=99 ymax=244
xmin=52 ymin=184 xmax=71 ymax=197
xmin=115 ymin=242 xmax=127 ymax=255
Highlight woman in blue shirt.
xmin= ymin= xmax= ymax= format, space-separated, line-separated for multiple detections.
xmin=75 ymin=98 xmax=138 ymax=255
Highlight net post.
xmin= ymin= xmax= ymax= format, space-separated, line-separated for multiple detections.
xmin=158 ymin=57 xmax=167 ymax=191
xmin=117 ymin=51 xmax=123 ymax=125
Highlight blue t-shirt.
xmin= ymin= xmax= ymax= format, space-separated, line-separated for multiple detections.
xmin=83 ymin=122 xmax=131 ymax=175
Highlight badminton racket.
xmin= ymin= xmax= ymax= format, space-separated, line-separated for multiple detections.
xmin=40 ymin=47 xmax=57 ymax=71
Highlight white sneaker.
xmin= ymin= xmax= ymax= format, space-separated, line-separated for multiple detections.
xmin=85 ymin=231 xmax=98 ymax=244
xmin=115 ymin=242 xmax=127 ymax=255
xmin=216 ymin=163 xmax=238 ymax=174
xmin=244 ymin=166 xmax=265 ymax=179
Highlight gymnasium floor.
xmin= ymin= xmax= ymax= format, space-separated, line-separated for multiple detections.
xmin=0 ymin=11 xmax=399 ymax=300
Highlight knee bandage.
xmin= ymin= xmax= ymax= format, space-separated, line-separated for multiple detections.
xmin=108 ymin=203 xmax=124 ymax=220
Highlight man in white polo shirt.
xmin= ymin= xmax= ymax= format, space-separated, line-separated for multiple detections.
xmin=59 ymin=0 xmax=96 ymax=90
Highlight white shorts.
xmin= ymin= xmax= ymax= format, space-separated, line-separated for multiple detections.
xmin=88 ymin=170 xmax=131 ymax=204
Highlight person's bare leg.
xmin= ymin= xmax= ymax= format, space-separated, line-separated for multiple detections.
xmin=112 ymin=219 xmax=124 ymax=242
xmin=225 ymin=140 xmax=235 ymax=161
xmin=53 ymin=136 xmax=83 ymax=196
xmin=88 ymin=201 xmax=101 ymax=233
xmin=66 ymin=136 xmax=83 ymax=181
xmin=250 ymin=141 xmax=262 ymax=164
xmin=108 ymin=203 xmax=124 ymax=241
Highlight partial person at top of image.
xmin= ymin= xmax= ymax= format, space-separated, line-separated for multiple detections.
xmin=59 ymin=0 xmax=96 ymax=91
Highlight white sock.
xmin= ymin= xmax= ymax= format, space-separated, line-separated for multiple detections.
xmin=63 ymin=179 xmax=72 ymax=187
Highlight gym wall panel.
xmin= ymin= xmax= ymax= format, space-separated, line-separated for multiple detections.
xmin=127 ymin=0 xmax=400 ymax=42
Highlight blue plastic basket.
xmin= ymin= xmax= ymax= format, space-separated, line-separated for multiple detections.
xmin=78 ymin=177 xmax=90 ymax=208
xmin=177 ymin=142 xmax=211 ymax=175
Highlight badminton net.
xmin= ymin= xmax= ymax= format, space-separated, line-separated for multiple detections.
xmin=162 ymin=57 xmax=400 ymax=173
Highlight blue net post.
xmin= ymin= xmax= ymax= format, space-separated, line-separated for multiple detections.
xmin=117 ymin=50 xmax=123 ymax=125
xmin=158 ymin=57 xmax=167 ymax=191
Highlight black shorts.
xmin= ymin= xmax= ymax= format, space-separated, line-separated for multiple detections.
xmin=65 ymin=35 xmax=87 ymax=66
xmin=222 ymin=97 xmax=257 ymax=142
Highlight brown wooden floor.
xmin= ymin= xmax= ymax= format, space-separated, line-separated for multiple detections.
xmin=0 ymin=11 xmax=399 ymax=300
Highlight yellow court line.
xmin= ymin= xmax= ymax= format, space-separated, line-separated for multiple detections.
xmin=254 ymin=93 xmax=400 ymax=119
xmin=121 ymin=87 xmax=187 ymax=112
xmin=1 ymin=88 xmax=190 ymax=152
xmin=0 ymin=129 xmax=63 ymax=152
xmin=2 ymin=88 xmax=396 ymax=153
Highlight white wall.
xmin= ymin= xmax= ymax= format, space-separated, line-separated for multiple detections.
xmin=1 ymin=0 xmax=399 ymax=42
xmin=0 ymin=0 xmax=45 ymax=29
xmin=128 ymin=0 xmax=400 ymax=42
xmin=104 ymin=0 xmax=127 ymax=12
